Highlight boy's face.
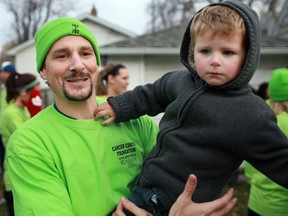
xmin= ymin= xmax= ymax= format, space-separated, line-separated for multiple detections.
xmin=40 ymin=35 xmax=98 ymax=102
xmin=193 ymin=30 xmax=245 ymax=86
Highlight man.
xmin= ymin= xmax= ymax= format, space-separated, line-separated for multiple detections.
xmin=6 ymin=17 xmax=235 ymax=216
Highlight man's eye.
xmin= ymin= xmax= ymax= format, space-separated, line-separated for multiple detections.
xmin=57 ymin=54 xmax=66 ymax=59
xmin=83 ymin=52 xmax=92 ymax=56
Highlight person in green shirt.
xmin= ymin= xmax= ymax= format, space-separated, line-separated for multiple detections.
xmin=0 ymin=72 xmax=39 ymax=216
xmin=247 ymin=68 xmax=288 ymax=216
xmin=7 ymin=17 xmax=236 ymax=216
xmin=0 ymin=61 xmax=17 ymax=206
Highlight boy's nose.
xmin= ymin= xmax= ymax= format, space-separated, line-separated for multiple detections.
xmin=210 ymin=54 xmax=221 ymax=66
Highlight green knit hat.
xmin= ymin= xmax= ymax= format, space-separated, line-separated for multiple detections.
xmin=34 ymin=17 xmax=101 ymax=72
xmin=268 ymin=68 xmax=288 ymax=102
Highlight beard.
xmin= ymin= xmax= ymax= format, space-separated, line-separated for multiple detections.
xmin=63 ymin=82 xmax=93 ymax=101
xmin=62 ymin=72 xmax=94 ymax=101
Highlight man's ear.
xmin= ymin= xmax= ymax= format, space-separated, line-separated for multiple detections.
xmin=40 ymin=69 xmax=47 ymax=80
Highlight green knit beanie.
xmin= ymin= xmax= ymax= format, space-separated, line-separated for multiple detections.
xmin=268 ymin=68 xmax=288 ymax=102
xmin=34 ymin=17 xmax=101 ymax=72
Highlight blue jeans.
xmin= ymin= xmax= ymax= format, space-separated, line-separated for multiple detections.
xmin=124 ymin=186 xmax=168 ymax=216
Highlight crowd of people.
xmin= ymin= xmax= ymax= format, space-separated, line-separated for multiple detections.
xmin=0 ymin=0 xmax=287 ymax=215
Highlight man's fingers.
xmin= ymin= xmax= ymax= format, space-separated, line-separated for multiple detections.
xmin=204 ymin=188 xmax=237 ymax=215
xmin=182 ymin=174 xmax=197 ymax=199
xmin=112 ymin=199 xmax=125 ymax=216
xmin=120 ymin=197 xmax=152 ymax=216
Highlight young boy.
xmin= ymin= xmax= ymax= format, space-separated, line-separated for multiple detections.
xmin=95 ymin=1 xmax=288 ymax=215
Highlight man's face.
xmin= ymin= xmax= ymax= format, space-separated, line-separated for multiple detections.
xmin=40 ymin=36 xmax=98 ymax=102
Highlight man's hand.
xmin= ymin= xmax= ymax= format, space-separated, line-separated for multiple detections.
xmin=112 ymin=197 xmax=152 ymax=216
xmin=112 ymin=174 xmax=236 ymax=216
xmin=94 ymin=102 xmax=116 ymax=125
xmin=169 ymin=174 xmax=237 ymax=216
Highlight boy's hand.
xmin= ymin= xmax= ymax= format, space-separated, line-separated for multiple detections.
xmin=169 ymin=174 xmax=237 ymax=216
xmin=94 ymin=102 xmax=116 ymax=125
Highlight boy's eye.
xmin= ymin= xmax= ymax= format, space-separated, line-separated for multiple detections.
xmin=200 ymin=49 xmax=210 ymax=54
xmin=223 ymin=50 xmax=234 ymax=55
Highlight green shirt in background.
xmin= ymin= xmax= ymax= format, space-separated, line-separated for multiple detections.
xmin=0 ymin=102 xmax=30 ymax=191
xmin=248 ymin=111 xmax=288 ymax=216
xmin=0 ymin=87 xmax=7 ymax=118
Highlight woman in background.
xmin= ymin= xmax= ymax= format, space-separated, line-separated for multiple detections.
xmin=96 ymin=62 xmax=129 ymax=104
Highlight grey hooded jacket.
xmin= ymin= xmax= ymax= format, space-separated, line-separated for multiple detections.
xmin=107 ymin=0 xmax=288 ymax=210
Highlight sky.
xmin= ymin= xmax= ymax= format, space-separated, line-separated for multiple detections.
xmin=0 ymin=0 xmax=152 ymax=52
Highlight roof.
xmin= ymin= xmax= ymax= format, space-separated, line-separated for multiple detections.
xmin=102 ymin=22 xmax=187 ymax=48
xmin=77 ymin=14 xmax=136 ymax=38
xmin=100 ymin=22 xmax=288 ymax=55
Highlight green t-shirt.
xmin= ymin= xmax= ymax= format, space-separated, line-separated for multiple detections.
xmin=0 ymin=87 xmax=8 ymax=118
xmin=7 ymin=104 xmax=158 ymax=215
xmin=248 ymin=111 xmax=288 ymax=216
xmin=0 ymin=102 xmax=30 ymax=191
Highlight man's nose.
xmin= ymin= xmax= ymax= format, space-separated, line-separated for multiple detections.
xmin=69 ymin=54 xmax=84 ymax=71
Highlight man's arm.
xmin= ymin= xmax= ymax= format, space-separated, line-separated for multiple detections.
xmin=7 ymin=134 xmax=74 ymax=216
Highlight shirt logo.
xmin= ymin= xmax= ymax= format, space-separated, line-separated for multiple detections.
xmin=112 ymin=142 xmax=137 ymax=168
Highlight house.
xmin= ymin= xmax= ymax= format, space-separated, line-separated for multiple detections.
xmin=7 ymin=6 xmax=288 ymax=108
xmin=7 ymin=13 xmax=136 ymax=89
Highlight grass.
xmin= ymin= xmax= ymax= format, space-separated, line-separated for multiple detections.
xmin=226 ymin=180 xmax=250 ymax=216
xmin=0 ymin=173 xmax=250 ymax=216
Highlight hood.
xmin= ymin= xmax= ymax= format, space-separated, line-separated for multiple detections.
xmin=180 ymin=0 xmax=261 ymax=90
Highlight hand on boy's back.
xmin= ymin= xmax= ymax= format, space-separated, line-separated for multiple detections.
xmin=112 ymin=174 xmax=237 ymax=216
xmin=94 ymin=101 xmax=116 ymax=125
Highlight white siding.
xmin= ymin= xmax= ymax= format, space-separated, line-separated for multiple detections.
xmin=250 ymin=54 xmax=288 ymax=88
xmin=84 ymin=20 xmax=130 ymax=46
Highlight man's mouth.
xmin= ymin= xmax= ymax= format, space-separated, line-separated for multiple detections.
xmin=66 ymin=77 xmax=89 ymax=82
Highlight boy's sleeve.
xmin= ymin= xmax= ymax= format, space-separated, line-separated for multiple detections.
xmin=139 ymin=115 xmax=159 ymax=157
xmin=108 ymin=72 xmax=177 ymax=123
xmin=243 ymin=111 xmax=288 ymax=189
xmin=7 ymin=133 xmax=74 ymax=216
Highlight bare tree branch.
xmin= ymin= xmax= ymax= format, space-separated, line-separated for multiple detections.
xmin=145 ymin=0 xmax=284 ymax=35
xmin=0 ymin=0 xmax=77 ymax=45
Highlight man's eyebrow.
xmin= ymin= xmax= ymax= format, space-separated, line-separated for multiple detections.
xmin=51 ymin=48 xmax=69 ymax=55
xmin=81 ymin=46 xmax=94 ymax=51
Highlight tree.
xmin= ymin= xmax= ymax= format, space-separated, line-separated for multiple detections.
xmin=145 ymin=0 xmax=285 ymax=34
xmin=0 ymin=0 xmax=77 ymax=46
xmin=146 ymin=0 xmax=200 ymax=33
